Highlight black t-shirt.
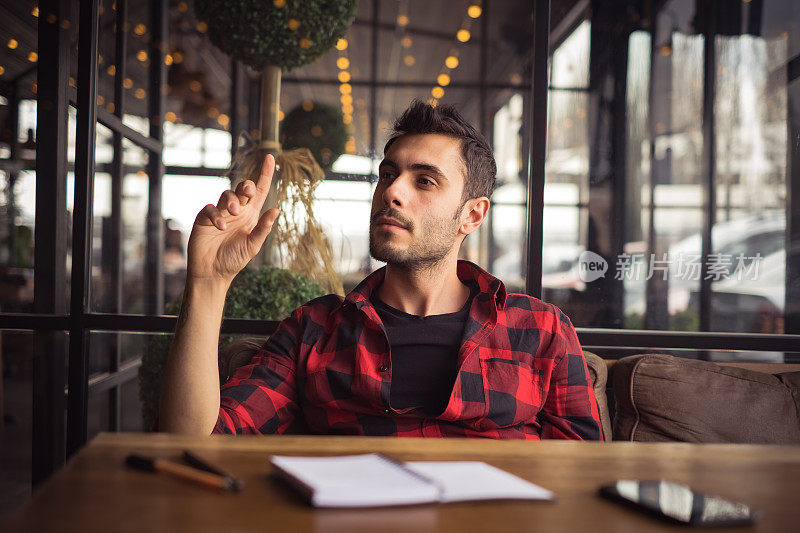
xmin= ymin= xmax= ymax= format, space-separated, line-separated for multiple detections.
xmin=372 ymin=288 xmax=474 ymax=416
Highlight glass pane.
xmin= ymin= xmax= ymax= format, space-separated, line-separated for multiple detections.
xmin=708 ymin=31 xmax=788 ymax=334
xmin=120 ymin=143 xmax=149 ymax=314
xmin=161 ymin=174 xmax=230 ymax=306
xmin=313 ymin=179 xmax=374 ymax=289
xmin=551 ymin=20 xmax=591 ymax=88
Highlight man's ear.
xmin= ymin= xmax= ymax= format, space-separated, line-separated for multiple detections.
xmin=459 ymin=197 xmax=490 ymax=236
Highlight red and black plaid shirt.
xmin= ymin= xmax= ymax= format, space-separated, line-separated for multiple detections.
xmin=213 ymin=261 xmax=602 ymax=440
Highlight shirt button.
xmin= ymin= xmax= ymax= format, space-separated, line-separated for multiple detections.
xmin=378 ymin=364 xmax=388 ymax=372
xmin=384 ymin=408 xmax=391 ymax=414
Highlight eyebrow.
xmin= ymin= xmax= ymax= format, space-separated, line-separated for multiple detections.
xmin=378 ymin=159 xmax=449 ymax=182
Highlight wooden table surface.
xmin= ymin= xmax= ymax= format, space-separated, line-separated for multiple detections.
xmin=3 ymin=432 xmax=800 ymax=532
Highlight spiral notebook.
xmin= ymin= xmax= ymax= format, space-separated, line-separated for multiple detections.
xmin=269 ymin=453 xmax=554 ymax=508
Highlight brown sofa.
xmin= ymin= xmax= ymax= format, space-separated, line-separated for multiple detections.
xmin=219 ymin=339 xmax=800 ymax=444
xmin=609 ymin=353 xmax=800 ymax=444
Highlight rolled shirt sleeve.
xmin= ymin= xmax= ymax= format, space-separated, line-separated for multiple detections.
xmin=537 ymin=309 xmax=603 ymax=440
xmin=212 ymin=308 xmax=303 ymax=435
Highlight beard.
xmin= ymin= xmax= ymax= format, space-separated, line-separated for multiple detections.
xmin=369 ymin=205 xmax=462 ymax=271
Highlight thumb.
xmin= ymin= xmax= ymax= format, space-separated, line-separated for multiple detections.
xmin=247 ymin=208 xmax=280 ymax=252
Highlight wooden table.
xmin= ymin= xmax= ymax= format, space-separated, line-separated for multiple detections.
xmin=3 ymin=433 xmax=800 ymax=532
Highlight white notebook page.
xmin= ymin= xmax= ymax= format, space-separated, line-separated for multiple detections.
xmin=403 ymin=461 xmax=554 ymax=503
xmin=270 ymin=454 xmax=439 ymax=508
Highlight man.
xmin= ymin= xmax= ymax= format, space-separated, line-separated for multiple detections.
xmin=159 ymin=100 xmax=602 ymax=440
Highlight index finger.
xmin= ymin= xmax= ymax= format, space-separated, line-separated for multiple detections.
xmin=253 ymin=154 xmax=275 ymax=209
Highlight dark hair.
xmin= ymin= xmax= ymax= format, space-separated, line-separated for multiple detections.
xmin=384 ymin=100 xmax=496 ymax=200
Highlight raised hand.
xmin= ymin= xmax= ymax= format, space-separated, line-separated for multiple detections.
xmin=187 ymin=154 xmax=280 ymax=285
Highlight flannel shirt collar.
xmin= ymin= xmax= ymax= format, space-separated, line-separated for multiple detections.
xmin=343 ymin=260 xmax=507 ymax=323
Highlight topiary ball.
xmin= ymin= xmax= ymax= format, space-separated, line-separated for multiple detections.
xmin=281 ymin=101 xmax=348 ymax=171
xmin=194 ymin=0 xmax=357 ymax=72
xmin=138 ymin=265 xmax=326 ymax=431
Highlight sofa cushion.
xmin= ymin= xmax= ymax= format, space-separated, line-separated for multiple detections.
xmin=611 ymin=354 xmax=800 ymax=443
xmin=583 ymin=351 xmax=611 ymax=441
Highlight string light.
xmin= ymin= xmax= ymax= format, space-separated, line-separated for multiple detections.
xmin=105 ymin=102 xmax=115 ymax=113
xmin=196 ymin=21 xmax=207 ymax=33
xmin=172 ymin=51 xmax=183 ymax=64
xmin=136 ymin=50 xmax=147 ymax=62
xmin=176 ymin=2 xmax=187 ymax=12
xmin=32 ymin=6 xmax=39 ymax=17
xmin=217 ymin=114 xmax=229 ymax=127
xmin=123 ymin=77 xmax=133 ymax=89
xmin=134 ymin=23 xmax=146 ymax=35
xmin=403 ymin=55 xmax=415 ymax=66
xmin=134 ymin=88 xmax=145 ymax=99
xmin=0 ymin=66 xmax=4 ymax=75
xmin=189 ymin=80 xmax=201 ymax=92
xmin=164 ymin=53 xmax=173 ymax=65
xmin=287 ymin=18 xmax=299 ymax=30
xmin=28 ymin=51 xmax=38 ymax=62
xmin=299 ymin=38 xmax=311 ymax=49
xmin=302 ymin=100 xmax=314 ymax=111
xmin=165 ymin=111 xmax=176 ymax=122
xmin=401 ymin=36 xmax=412 ymax=48
xmin=427 ymin=4 xmax=477 ymax=105
xmin=335 ymin=31 xmax=356 ymax=132
xmin=397 ymin=14 xmax=409 ymax=26
xmin=107 ymin=65 xmax=115 ymax=75
xmin=273 ymin=0 xmax=286 ymax=6
xmin=7 ymin=39 xmax=18 ymax=50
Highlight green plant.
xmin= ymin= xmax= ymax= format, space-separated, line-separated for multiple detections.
xmin=194 ymin=0 xmax=357 ymax=71
xmin=281 ymin=102 xmax=347 ymax=170
xmin=138 ymin=265 xmax=326 ymax=430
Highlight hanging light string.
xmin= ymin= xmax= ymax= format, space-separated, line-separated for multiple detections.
xmin=335 ymin=35 xmax=356 ymax=154
xmin=429 ymin=1 xmax=482 ymax=106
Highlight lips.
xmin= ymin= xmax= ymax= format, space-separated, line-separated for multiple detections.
xmin=375 ymin=216 xmax=408 ymax=230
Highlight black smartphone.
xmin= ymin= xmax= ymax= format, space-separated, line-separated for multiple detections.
xmin=599 ymin=480 xmax=756 ymax=527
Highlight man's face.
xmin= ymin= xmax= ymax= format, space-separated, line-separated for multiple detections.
xmin=369 ymin=133 xmax=468 ymax=270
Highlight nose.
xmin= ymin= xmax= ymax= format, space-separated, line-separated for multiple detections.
xmin=379 ymin=176 xmax=407 ymax=208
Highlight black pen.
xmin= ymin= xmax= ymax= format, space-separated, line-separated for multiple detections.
xmin=182 ymin=450 xmax=245 ymax=491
